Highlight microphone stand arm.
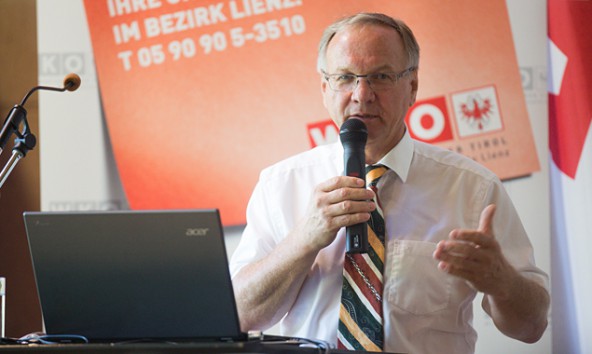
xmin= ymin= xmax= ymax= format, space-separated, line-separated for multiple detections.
xmin=0 ymin=81 xmax=70 ymax=155
xmin=0 ymin=105 xmax=37 ymax=190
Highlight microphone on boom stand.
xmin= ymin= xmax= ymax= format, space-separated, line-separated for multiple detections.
xmin=0 ymin=73 xmax=81 ymax=190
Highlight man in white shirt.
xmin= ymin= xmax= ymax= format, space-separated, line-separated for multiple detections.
xmin=229 ymin=13 xmax=549 ymax=354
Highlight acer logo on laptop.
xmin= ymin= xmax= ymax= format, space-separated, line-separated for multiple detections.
xmin=185 ymin=228 xmax=210 ymax=236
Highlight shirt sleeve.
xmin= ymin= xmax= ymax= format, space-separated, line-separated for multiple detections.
xmin=229 ymin=173 xmax=278 ymax=278
xmin=485 ymin=177 xmax=549 ymax=290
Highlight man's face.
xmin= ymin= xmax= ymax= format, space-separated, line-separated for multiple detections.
xmin=321 ymin=24 xmax=418 ymax=163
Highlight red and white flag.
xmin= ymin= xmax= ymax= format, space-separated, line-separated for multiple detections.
xmin=548 ymin=0 xmax=592 ymax=353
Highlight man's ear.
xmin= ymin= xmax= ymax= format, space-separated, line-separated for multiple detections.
xmin=409 ymin=71 xmax=419 ymax=107
xmin=321 ymin=77 xmax=329 ymax=109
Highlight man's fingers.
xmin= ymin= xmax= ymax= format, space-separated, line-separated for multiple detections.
xmin=448 ymin=204 xmax=497 ymax=247
xmin=320 ymin=177 xmax=374 ymax=204
xmin=478 ymin=204 xmax=496 ymax=235
xmin=318 ymin=175 xmax=364 ymax=192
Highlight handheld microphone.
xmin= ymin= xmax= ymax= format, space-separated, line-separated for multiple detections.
xmin=339 ymin=118 xmax=368 ymax=254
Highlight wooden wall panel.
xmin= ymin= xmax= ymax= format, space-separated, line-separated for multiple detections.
xmin=0 ymin=0 xmax=42 ymax=338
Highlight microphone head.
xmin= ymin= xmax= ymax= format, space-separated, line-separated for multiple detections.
xmin=339 ymin=118 xmax=368 ymax=146
xmin=63 ymin=73 xmax=81 ymax=92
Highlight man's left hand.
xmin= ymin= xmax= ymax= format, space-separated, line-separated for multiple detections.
xmin=433 ymin=204 xmax=518 ymax=299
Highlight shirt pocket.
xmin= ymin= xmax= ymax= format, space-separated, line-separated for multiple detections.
xmin=386 ymin=240 xmax=451 ymax=315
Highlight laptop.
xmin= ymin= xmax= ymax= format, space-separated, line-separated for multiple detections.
xmin=23 ymin=209 xmax=247 ymax=344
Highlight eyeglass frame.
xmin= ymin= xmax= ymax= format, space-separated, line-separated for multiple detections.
xmin=321 ymin=66 xmax=417 ymax=92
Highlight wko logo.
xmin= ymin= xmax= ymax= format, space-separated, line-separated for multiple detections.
xmin=306 ymin=99 xmax=454 ymax=148
xmin=307 ymin=85 xmax=502 ymax=148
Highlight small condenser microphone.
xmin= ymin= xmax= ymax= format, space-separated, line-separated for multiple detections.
xmin=63 ymin=73 xmax=82 ymax=92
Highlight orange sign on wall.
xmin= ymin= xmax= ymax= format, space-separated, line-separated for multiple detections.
xmin=83 ymin=0 xmax=539 ymax=225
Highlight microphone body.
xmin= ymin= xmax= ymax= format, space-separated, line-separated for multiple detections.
xmin=339 ymin=118 xmax=368 ymax=253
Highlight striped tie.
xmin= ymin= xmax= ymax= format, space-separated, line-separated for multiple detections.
xmin=338 ymin=165 xmax=388 ymax=352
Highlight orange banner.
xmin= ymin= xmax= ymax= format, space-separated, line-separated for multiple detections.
xmin=84 ymin=0 xmax=539 ymax=225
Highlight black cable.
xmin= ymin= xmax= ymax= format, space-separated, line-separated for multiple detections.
xmin=259 ymin=334 xmax=333 ymax=354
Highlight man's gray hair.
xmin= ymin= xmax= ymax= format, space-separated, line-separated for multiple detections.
xmin=317 ymin=12 xmax=420 ymax=72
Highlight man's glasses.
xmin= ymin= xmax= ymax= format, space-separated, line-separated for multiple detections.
xmin=322 ymin=67 xmax=417 ymax=92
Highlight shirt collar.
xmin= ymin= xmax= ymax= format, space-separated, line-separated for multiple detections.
xmin=375 ymin=129 xmax=413 ymax=183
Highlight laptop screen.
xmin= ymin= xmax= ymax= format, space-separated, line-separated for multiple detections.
xmin=23 ymin=209 xmax=245 ymax=343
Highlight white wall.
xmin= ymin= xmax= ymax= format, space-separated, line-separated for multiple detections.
xmin=37 ymin=0 xmax=127 ymax=212
xmin=37 ymin=1 xmax=552 ymax=353
xmin=474 ymin=1 xmax=551 ymax=353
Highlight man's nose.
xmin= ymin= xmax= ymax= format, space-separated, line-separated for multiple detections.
xmin=351 ymin=77 xmax=375 ymax=102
